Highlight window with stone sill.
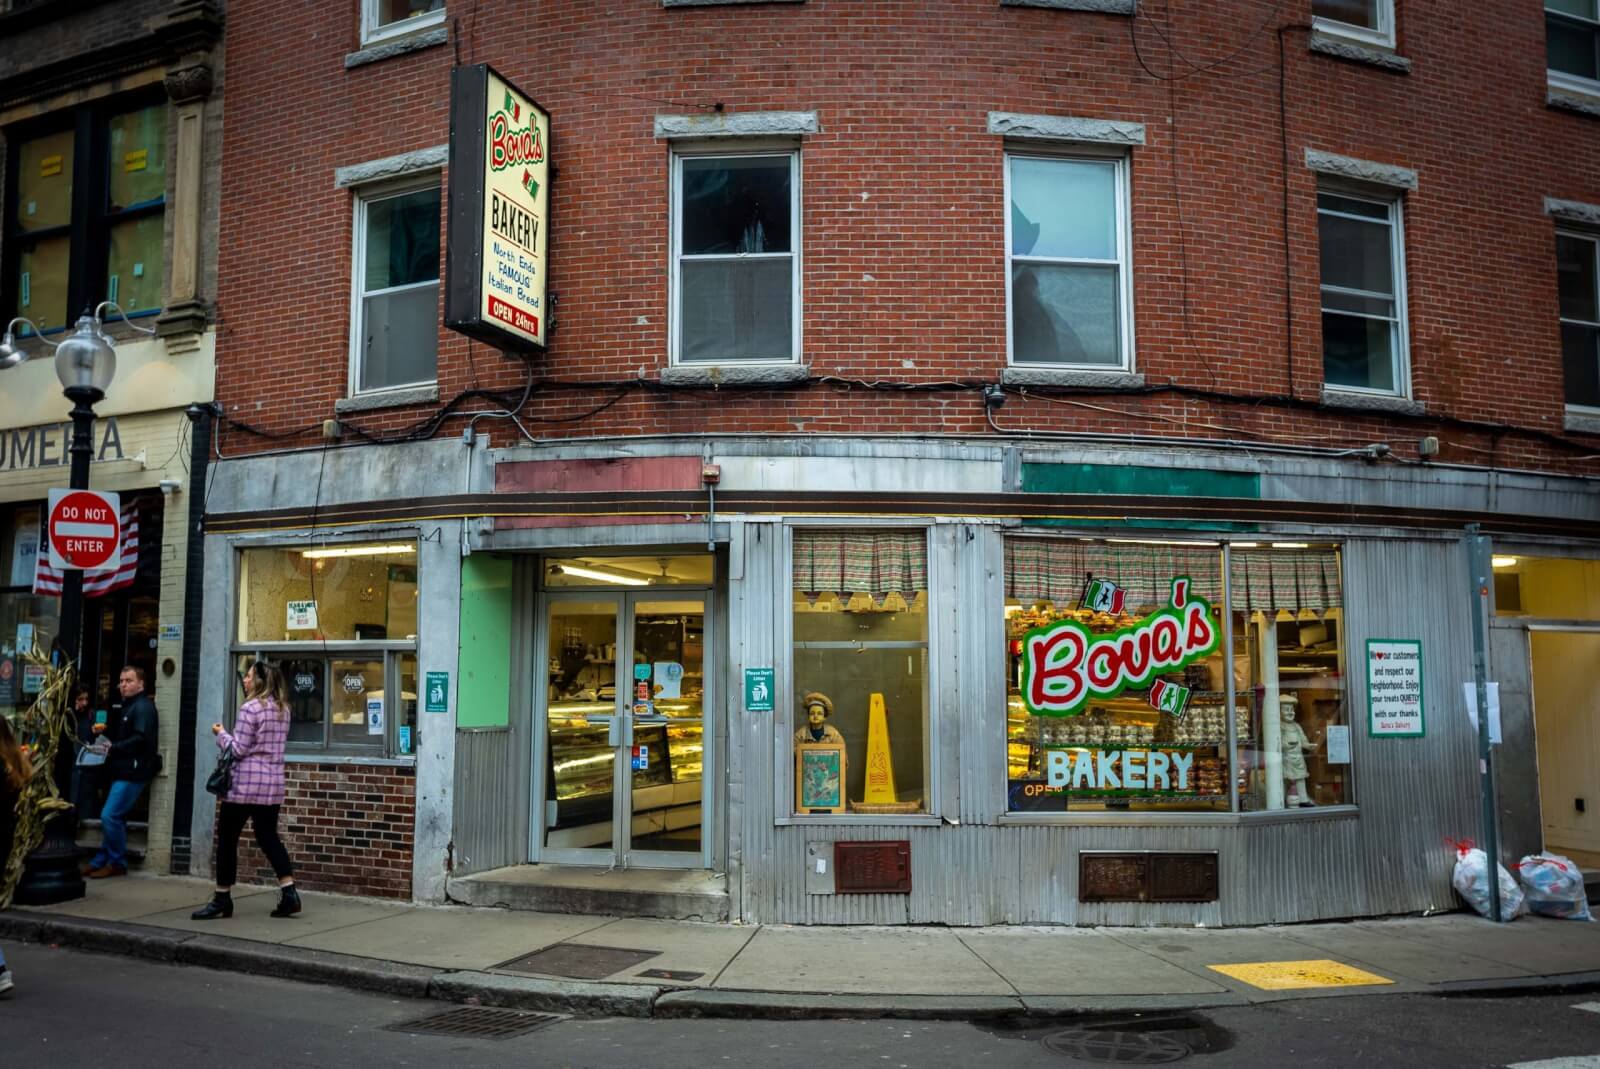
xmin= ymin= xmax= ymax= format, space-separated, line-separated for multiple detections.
xmin=1550 ymin=1 xmax=1600 ymax=93
xmin=1318 ymin=189 xmax=1410 ymax=397
xmin=350 ymin=177 xmax=441 ymax=395
xmin=4 ymin=98 xmax=166 ymax=337
xmin=1006 ymin=152 xmax=1133 ymax=371
xmin=1313 ymin=0 xmax=1395 ymax=49
xmin=232 ymin=542 xmax=419 ymax=757
xmin=671 ymin=150 xmax=801 ymax=366
xmin=1558 ymin=230 xmax=1600 ymax=411
xmin=362 ymin=0 xmax=445 ymax=45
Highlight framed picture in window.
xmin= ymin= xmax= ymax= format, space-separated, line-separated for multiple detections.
xmin=795 ymin=743 xmax=846 ymax=814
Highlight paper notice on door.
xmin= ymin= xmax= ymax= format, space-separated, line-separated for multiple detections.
xmin=1325 ymin=724 xmax=1351 ymax=765
xmin=653 ymin=661 xmax=683 ymax=699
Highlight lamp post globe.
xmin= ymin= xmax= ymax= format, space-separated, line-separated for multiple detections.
xmin=13 ymin=312 xmax=117 ymax=906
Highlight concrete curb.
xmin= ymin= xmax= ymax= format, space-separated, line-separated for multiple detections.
xmin=8 ymin=909 xmax=1600 ymax=1020
xmin=656 ymin=990 xmax=1026 ymax=1020
xmin=430 ymin=970 xmax=659 ymax=1018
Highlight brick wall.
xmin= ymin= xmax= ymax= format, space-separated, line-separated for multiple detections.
xmin=227 ymin=762 xmax=415 ymax=899
xmin=211 ymin=0 xmax=1600 ymax=476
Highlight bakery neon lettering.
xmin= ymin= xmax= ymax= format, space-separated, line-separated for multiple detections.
xmin=1021 ymin=577 xmax=1220 ymax=717
xmin=1044 ymin=748 xmax=1194 ymax=791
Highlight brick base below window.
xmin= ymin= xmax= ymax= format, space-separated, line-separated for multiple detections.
xmin=214 ymin=762 xmax=416 ymax=899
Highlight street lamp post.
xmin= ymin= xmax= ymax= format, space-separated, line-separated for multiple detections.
xmin=1 ymin=310 xmax=120 ymax=905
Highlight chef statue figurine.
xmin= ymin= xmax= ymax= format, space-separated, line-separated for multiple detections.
xmin=794 ymin=691 xmax=846 ymax=746
xmin=1279 ymin=693 xmax=1319 ymax=807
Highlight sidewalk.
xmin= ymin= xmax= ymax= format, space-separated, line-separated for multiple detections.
xmin=4 ymin=874 xmax=1600 ymax=1019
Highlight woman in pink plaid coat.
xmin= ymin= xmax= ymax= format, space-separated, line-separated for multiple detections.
xmin=191 ymin=661 xmax=300 ymax=920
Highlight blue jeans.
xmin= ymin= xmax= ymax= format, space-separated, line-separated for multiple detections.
xmin=91 ymin=779 xmax=148 ymax=870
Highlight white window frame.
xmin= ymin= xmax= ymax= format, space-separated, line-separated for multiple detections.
xmin=1003 ymin=149 xmax=1135 ymax=373
xmin=1558 ymin=228 xmax=1600 ymax=416
xmin=360 ymin=0 xmax=446 ymax=47
xmin=348 ymin=174 xmax=441 ymax=398
xmin=1547 ymin=2 xmax=1600 ymax=101
xmin=1312 ymin=0 xmax=1396 ymax=50
xmin=668 ymin=147 xmax=803 ymax=367
xmin=1317 ymin=187 xmax=1411 ymax=399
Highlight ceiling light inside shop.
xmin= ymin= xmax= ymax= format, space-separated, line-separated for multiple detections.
xmin=1232 ymin=542 xmax=1260 ymax=548
xmin=1492 ymin=556 xmax=1519 ymax=569
xmin=1105 ymin=538 xmax=1219 ymax=546
xmin=301 ymin=544 xmax=416 ymax=559
xmin=1271 ymin=542 xmax=1310 ymax=549
xmin=558 ymin=563 xmax=650 ymax=586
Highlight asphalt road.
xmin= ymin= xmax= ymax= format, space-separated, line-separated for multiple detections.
xmin=2 ymin=941 xmax=1600 ymax=1068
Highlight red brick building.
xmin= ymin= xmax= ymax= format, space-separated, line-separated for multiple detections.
xmin=193 ymin=1 xmax=1600 ymax=925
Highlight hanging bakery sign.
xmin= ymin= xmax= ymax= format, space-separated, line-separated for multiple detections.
xmin=1020 ymin=577 xmax=1220 ymax=717
xmin=445 ymin=63 xmax=551 ymax=353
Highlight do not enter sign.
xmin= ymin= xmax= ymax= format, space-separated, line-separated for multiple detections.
xmin=47 ymin=488 xmax=121 ymax=571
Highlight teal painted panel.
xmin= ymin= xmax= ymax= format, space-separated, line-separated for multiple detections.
xmin=1021 ymin=463 xmax=1261 ymax=500
xmin=458 ymin=555 xmax=513 ymax=729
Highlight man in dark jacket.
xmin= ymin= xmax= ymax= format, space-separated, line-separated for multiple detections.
xmin=84 ymin=665 xmax=159 ymax=878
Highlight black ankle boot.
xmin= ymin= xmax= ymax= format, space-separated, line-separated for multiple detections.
xmin=191 ymin=892 xmax=232 ymax=920
xmin=270 ymin=884 xmax=301 ymax=918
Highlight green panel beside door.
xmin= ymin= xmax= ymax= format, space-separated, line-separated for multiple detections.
xmin=458 ymin=555 xmax=513 ymax=728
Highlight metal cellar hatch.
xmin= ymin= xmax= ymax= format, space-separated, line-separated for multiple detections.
xmin=496 ymin=943 xmax=662 ymax=980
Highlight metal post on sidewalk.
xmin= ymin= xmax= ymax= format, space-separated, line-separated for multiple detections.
xmin=1465 ymin=525 xmax=1501 ymax=923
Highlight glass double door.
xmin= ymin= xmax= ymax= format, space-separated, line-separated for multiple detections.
xmin=540 ymin=590 xmax=709 ymax=868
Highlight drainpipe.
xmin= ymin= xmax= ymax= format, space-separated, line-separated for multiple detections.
xmin=169 ymin=401 xmax=214 ymax=873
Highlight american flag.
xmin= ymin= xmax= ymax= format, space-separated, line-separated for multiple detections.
xmin=32 ymin=502 xmax=140 ymax=598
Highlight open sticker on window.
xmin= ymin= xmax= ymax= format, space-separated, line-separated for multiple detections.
xmin=124 ymin=149 xmax=148 ymax=173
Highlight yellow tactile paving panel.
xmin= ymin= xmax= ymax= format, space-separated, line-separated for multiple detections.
xmin=1207 ymin=959 xmax=1395 ymax=990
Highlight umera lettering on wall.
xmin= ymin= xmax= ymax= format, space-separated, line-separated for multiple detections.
xmin=0 ymin=418 xmax=123 ymax=472
xmin=445 ymin=63 xmax=551 ymax=353
xmin=1020 ymin=577 xmax=1220 ymax=718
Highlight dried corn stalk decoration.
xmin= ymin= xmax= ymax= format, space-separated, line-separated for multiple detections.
xmin=2 ymin=646 xmax=74 ymax=910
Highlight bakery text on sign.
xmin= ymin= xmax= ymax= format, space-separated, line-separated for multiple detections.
xmin=1019 ymin=577 xmax=1220 ymax=718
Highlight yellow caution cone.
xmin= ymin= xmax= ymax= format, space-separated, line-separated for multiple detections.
xmin=862 ymin=692 xmax=898 ymax=804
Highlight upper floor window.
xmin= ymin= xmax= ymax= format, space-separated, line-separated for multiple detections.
xmin=1318 ymin=189 xmax=1409 ymax=396
xmin=361 ymin=0 xmax=445 ymax=45
xmin=349 ymin=178 xmax=441 ymax=394
xmin=1558 ymin=231 xmax=1600 ymax=411
xmin=1006 ymin=153 xmax=1132 ymax=369
xmin=1548 ymin=1 xmax=1600 ymax=89
xmin=4 ymin=100 xmax=166 ymax=336
xmin=671 ymin=151 xmax=800 ymax=365
xmin=1312 ymin=0 xmax=1396 ymax=49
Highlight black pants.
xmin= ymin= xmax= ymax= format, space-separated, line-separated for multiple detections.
xmin=216 ymin=802 xmax=294 ymax=888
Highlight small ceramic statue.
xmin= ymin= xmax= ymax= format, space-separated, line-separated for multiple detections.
xmin=794 ymin=691 xmax=846 ymax=745
xmin=1279 ymin=693 xmax=1318 ymax=807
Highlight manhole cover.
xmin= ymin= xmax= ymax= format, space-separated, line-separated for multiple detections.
xmin=496 ymin=943 xmax=662 ymax=980
xmin=1042 ymin=1028 xmax=1190 ymax=1064
xmin=387 ymin=1007 xmax=563 ymax=1040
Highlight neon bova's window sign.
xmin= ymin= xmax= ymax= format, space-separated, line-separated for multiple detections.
xmin=1019 ymin=578 xmax=1220 ymax=794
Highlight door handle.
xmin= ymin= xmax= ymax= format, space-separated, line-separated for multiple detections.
xmin=608 ymin=718 xmax=620 ymax=747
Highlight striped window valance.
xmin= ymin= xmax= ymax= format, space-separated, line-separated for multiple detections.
xmin=792 ymin=530 xmax=928 ymax=594
xmin=1229 ymin=548 xmax=1342 ymax=614
xmin=1004 ymin=539 xmax=1223 ymax=609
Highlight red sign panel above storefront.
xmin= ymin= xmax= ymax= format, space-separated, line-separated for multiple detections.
xmin=445 ymin=63 xmax=551 ymax=354
xmin=46 ymin=488 xmax=120 ymax=571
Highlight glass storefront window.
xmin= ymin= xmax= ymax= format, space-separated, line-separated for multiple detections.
xmin=791 ymin=530 xmax=929 ymax=816
xmin=1492 ymin=555 xmax=1600 ymax=619
xmin=1005 ymin=538 xmax=1231 ymax=813
xmin=237 ymin=542 xmax=417 ymax=642
xmin=1230 ymin=546 xmax=1350 ymax=810
xmin=1 ymin=507 xmax=53 ymax=725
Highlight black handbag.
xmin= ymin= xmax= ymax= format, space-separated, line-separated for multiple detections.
xmin=205 ymin=748 xmax=238 ymax=796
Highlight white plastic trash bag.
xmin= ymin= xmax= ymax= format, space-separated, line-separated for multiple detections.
xmin=1451 ymin=842 xmax=1525 ymax=920
xmin=1516 ymin=852 xmax=1594 ymax=922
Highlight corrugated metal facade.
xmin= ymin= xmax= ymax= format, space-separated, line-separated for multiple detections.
xmin=726 ymin=526 xmax=1480 ymax=925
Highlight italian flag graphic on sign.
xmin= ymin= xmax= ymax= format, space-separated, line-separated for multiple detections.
xmin=1081 ymin=577 xmax=1126 ymax=614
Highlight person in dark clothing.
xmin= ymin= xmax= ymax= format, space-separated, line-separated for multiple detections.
xmin=0 ymin=714 xmax=27 ymax=997
xmin=68 ymin=687 xmax=103 ymax=823
xmin=83 ymin=666 xmax=159 ymax=879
